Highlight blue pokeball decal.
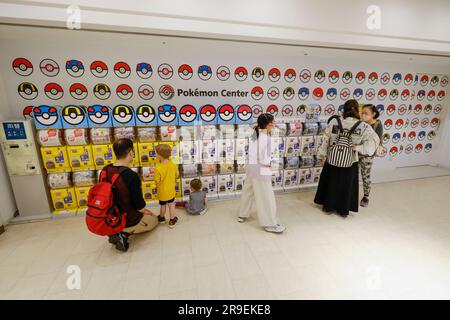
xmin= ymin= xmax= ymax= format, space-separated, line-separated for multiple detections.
xmin=65 ymin=59 xmax=84 ymax=77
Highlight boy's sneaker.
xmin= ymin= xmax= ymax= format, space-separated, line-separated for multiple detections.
xmin=115 ymin=233 xmax=129 ymax=252
xmin=108 ymin=233 xmax=120 ymax=245
xmin=199 ymin=207 xmax=208 ymax=215
xmin=360 ymin=196 xmax=369 ymax=207
xmin=264 ymin=224 xmax=286 ymax=234
xmin=169 ymin=216 xmax=178 ymax=228
xmin=237 ymin=217 xmax=246 ymax=223
xmin=158 ymin=216 xmax=166 ymax=223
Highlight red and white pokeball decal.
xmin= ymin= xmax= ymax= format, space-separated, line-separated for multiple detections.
xmin=440 ymin=76 xmax=448 ymax=87
xmin=368 ymin=72 xmax=378 ymax=85
xmin=398 ymin=104 xmax=407 ymax=115
xmin=404 ymin=73 xmax=413 ymax=86
xmin=411 ymin=118 xmax=420 ymax=128
xmin=199 ymin=104 xmax=217 ymax=122
xmin=281 ymin=105 xmax=293 ymax=117
xmin=328 ymin=70 xmax=339 ymax=84
xmin=340 ymin=88 xmax=350 ymax=100
xmin=116 ymin=84 xmax=133 ymax=100
xmin=266 ymin=104 xmax=278 ymax=116
xmin=267 ymin=87 xmax=280 ymax=100
xmin=365 ymin=88 xmax=375 ymax=101
xmin=268 ymin=68 xmax=281 ymax=82
xmin=284 ymin=68 xmax=296 ymax=82
xmin=378 ymin=88 xmax=387 ymax=101
xmin=420 ymin=75 xmax=429 ymax=86
xmin=12 ymin=57 xmax=33 ymax=76
xmin=434 ymin=104 xmax=442 ymax=114
xmin=114 ymin=61 xmax=131 ymax=78
xmin=386 ymin=104 xmax=396 ymax=116
xmin=414 ymin=104 xmax=422 ymax=115
xmin=218 ymin=104 xmax=235 ymax=121
xmin=380 ymin=72 xmax=390 ymax=85
xmin=313 ymin=87 xmax=323 ymax=100
xmin=216 ymin=66 xmax=230 ymax=81
xmin=421 ymin=118 xmax=429 ymax=128
xmin=408 ymin=131 xmax=416 ymax=141
xmin=427 ymin=90 xmax=436 ymax=101
xmin=415 ymin=144 xmax=423 ymax=153
xmin=384 ymin=119 xmax=393 ymax=130
xmin=90 ymin=60 xmax=108 ymax=78
xmin=22 ymin=106 xmax=34 ymax=119
xmin=405 ymin=144 xmax=413 ymax=154
xmin=251 ymin=86 xmax=264 ymax=100
xmin=44 ymin=83 xmax=64 ymax=100
xmin=431 ymin=117 xmax=440 ymax=128
xmin=40 ymin=59 xmax=59 ymax=77
xmin=234 ymin=66 xmax=248 ymax=81
xmin=179 ymin=104 xmax=197 ymax=123
xmin=252 ymin=105 xmax=263 ymax=118
xmin=158 ymin=63 xmax=173 ymax=80
xmin=138 ymin=84 xmax=154 ymax=100
xmin=178 ymin=64 xmax=193 ymax=80
xmin=437 ymin=90 xmax=445 ymax=101
xmin=159 ymin=84 xmax=174 ymax=100
xmin=355 ymin=71 xmax=366 ymax=84
xmin=324 ymin=104 xmax=335 ymax=116
xmin=299 ymin=69 xmax=311 ymax=83
xmin=401 ymin=89 xmax=410 ymax=101
xmin=237 ymin=104 xmax=252 ymax=121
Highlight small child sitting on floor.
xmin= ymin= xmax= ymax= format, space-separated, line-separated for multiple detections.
xmin=185 ymin=178 xmax=208 ymax=215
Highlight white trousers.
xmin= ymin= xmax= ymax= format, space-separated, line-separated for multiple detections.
xmin=238 ymin=176 xmax=278 ymax=227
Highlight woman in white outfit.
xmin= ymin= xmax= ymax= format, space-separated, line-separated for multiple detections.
xmin=237 ymin=113 xmax=286 ymax=233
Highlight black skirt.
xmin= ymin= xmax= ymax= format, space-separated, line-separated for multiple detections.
xmin=314 ymin=161 xmax=359 ymax=215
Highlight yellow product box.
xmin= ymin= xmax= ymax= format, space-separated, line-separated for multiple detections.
xmin=75 ymin=186 xmax=92 ymax=207
xmin=92 ymin=144 xmax=115 ymax=169
xmin=41 ymin=146 xmax=71 ymax=173
xmin=67 ymin=145 xmax=95 ymax=171
xmin=142 ymin=181 xmax=157 ymax=202
xmin=175 ymin=178 xmax=182 ymax=198
xmin=138 ymin=142 xmax=158 ymax=166
xmin=131 ymin=142 xmax=140 ymax=167
xmin=50 ymin=187 xmax=78 ymax=211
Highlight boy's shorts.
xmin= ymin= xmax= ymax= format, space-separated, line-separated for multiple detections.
xmin=159 ymin=198 xmax=175 ymax=205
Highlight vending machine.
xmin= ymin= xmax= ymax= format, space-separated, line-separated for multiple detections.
xmin=0 ymin=120 xmax=52 ymax=220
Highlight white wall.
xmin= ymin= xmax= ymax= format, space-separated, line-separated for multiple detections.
xmin=0 ymin=0 xmax=449 ymax=55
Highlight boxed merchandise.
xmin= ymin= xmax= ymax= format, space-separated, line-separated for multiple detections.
xmin=317 ymin=121 xmax=328 ymax=135
xmin=182 ymin=178 xmax=196 ymax=197
xmin=285 ymin=137 xmax=301 ymax=156
xmin=179 ymin=126 xmax=197 ymax=141
xmin=217 ymin=174 xmax=235 ymax=193
xmin=300 ymin=156 xmax=316 ymax=168
xmin=272 ymin=123 xmax=287 ymax=137
xmin=138 ymin=142 xmax=157 ymax=166
xmin=92 ymin=144 xmax=115 ymax=169
xmin=271 ymin=137 xmax=286 ymax=157
xmin=302 ymin=122 xmax=319 ymax=136
xmin=141 ymin=181 xmax=156 ymax=201
xmin=200 ymin=125 xmax=219 ymax=140
xmin=47 ymin=172 xmax=72 ymax=189
xmin=283 ymin=169 xmax=299 ymax=187
xmin=286 ymin=121 xmax=303 ymax=137
xmin=64 ymin=128 xmax=89 ymax=146
xmin=311 ymin=167 xmax=323 ymax=184
xmin=75 ymin=186 xmax=92 ymax=207
xmin=50 ymin=187 xmax=77 ymax=211
xmin=38 ymin=129 xmax=64 ymax=147
xmin=235 ymin=138 xmax=249 ymax=161
xmin=218 ymin=163 xmax=235 ymax=175
xmin=235 ymin=160 xmax=246 ymax=174
xmin=181 ymin=164 xmax=199 ymax=178
xmin=73 ymin=170 xmax=96 ymax=187
xmin=41 ymin=146 xmax=70 ymax=173
xmin=90 ymin=127 xmax=113 ymax=145
xmin=114 ymin=127 xmax=136 ymax=141
xmin=200 ymin=175 xmax=218 ymax=195
xmin=315 ymin=155 xmax=326 ymax=167
xmin=159 ymin=125 xmax=178 ymax=141
xmin=271 ymin=170 xmax=284 ymax=190
xmin=298 ymin=168 xmax=313 ymax=185
xmin=141 ymin=166 xmax=156 ymax=181
xmin=284 ymin=156 xmax=300 ymax=169
xmin=180 ymin=140 xmax=199 ymax=164
xmin=200 ymin=139 xmax=218 ymax=163
xmin=236 ymin=124 xmax=253 ymax=139
xmin=315 ymin=135 xmax=325 ymax=151
xmin=200 ymin=163 xmax=217 ymax=176
xmin=271 ymin=157 xmax=285 ymax=171
xmin=67 ymin=145 xmax=95 ymax=171
xmin=175 ymin=179 xmax=182 ymax=198
xmin=301 ymin=136 xmax=316 ymax=156
xmin=219 ymin=124 xmax=235 ymax=139
xmin=234 ymin=173 xmax=246 ymax=192
xmin=217 ymin=139 xmax=235 ymax=162
xmin=137 ymin=127 xmax=158 ymax=142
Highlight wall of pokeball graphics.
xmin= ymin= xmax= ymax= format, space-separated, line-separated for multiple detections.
xmin=1 ymin=28 xmax=449 ymax=214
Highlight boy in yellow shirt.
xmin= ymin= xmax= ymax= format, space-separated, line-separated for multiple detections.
xmin=155 ymin=144 xmax=179 ymax=228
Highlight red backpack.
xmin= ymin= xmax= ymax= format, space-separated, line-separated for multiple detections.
xmin=86 ymin=166 xmax=127 ymax=236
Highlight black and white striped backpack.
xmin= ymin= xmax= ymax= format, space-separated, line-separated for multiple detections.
xmin=327 ymin=116 xmax=361 ymax=168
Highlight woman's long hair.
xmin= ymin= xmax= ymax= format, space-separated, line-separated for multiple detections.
xmin=342 ymin=99 xmax=360 ymax=119
xmin=252 ymin=113 xmax=274 ymax=140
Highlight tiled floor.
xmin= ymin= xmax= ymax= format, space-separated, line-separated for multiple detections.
xmin=1 ymin=176 xmax=450 ymax=300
